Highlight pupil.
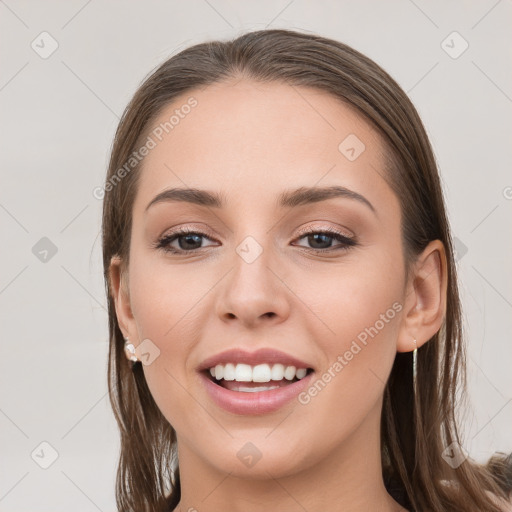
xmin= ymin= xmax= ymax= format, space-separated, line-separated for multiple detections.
xmin=180 ymin=234 xmax=202 ymax=250
xmin=309 ymin=233 xmax=331 ymax=249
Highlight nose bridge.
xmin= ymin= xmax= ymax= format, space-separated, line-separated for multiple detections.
xmin=216 ymin=231 xmax=290 ymax=325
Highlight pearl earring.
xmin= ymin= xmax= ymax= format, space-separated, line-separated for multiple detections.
xmin=124 ymin=337 xmax=138 ymax=362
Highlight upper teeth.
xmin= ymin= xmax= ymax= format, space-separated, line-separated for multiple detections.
xmin=209 ymin=363 xmax=308 ymax=382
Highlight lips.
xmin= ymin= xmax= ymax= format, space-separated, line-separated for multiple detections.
xmin=197 ymin=347 xmax=315 ymax=415
xmin=199 ymin=369 xmax=314 ymax=415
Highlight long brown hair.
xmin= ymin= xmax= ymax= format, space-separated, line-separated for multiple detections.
xmin=102 ymin=28 xmax=512 ymax=511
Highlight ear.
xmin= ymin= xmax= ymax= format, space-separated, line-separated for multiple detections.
xmin=109 ymin=255 xmax=138 ymax=342
xmin=396 ymin=240 xmax=448 ymax=353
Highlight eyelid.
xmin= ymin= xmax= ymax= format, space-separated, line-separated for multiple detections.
xmin=157 ymin=223 xmax=217 ymax=240
xmin=294 ymin=223 xmax=354 ymax=240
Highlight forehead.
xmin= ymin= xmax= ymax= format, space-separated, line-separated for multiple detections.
xmin=133 ymin=78 xmax=394 ymax=213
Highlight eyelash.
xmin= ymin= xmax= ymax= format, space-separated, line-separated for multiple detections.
xmin=154 ymin=226 xmax=357 ymax=255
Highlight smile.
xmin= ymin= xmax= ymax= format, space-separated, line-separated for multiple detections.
xmin=209 ymin=362 xmax=309 ymax=386
xmin=200 ymin=369 xmax=314 ymax=414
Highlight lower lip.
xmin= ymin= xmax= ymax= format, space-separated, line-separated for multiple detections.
xmin=199 ymin=371 xmax=314 ymax=415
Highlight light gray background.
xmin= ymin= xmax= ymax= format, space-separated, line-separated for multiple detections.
xmin=1 ymin=1 xmax=511 ymax=510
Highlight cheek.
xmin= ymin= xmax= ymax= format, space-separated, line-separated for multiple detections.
xmin=292 ymin=245 xmax=403 ymax=348
xmin=126 ymin=254 xmax=206 ymax=421
xmin=128 ymin=245 xmax=212 ymax=345
xmin=293 ymin=252 xmax=404 ymax=432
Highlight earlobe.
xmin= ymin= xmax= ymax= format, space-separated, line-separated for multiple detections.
xmin=396 ymin=240 xmax=448 ymax=353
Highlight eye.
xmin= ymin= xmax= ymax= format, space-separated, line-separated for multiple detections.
xmin=154 ymin=226 xmax=357 ymax=255
xmin=154 ymin=227 xmax=218 ymax=254
xmin=292 ymin=228 xmax=357 ymax=252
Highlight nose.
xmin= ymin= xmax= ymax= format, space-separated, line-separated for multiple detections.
xmin=215 ymin=238 xmax=291 ymax=329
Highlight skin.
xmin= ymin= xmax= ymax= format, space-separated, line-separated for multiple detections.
xmin=109 ymin=78 xmax=447 ymax=512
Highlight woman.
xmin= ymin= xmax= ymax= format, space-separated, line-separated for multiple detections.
xmin=102 ymin=29 xmax=512 ymax=511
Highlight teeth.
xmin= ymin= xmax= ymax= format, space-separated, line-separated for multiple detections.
xmin=232 ymin=384 xmax=281 ymax=393
xmin=235 ymin=363 xmax=252 ymax=382
xmin=271 ymin=363 xmax=284 ymax=381
xmin=284 ymin=366 xmax=296 ymax=380
xmin=207 ymin=363 xmax=309 ymax=383
xmin=296 ymin=368 xmax=307 ymax=379
xmin=253 ymin=364 xmax=271 ymax=382
xmin=223 ymin=363 xmax=236 ymax=381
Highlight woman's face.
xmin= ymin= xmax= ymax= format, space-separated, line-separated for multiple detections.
xmin=117 ymin=78 xmax=410 ymax=478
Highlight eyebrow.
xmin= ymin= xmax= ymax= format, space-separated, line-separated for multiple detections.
xmin=145 ymin=185 xmax=376 ymax=214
